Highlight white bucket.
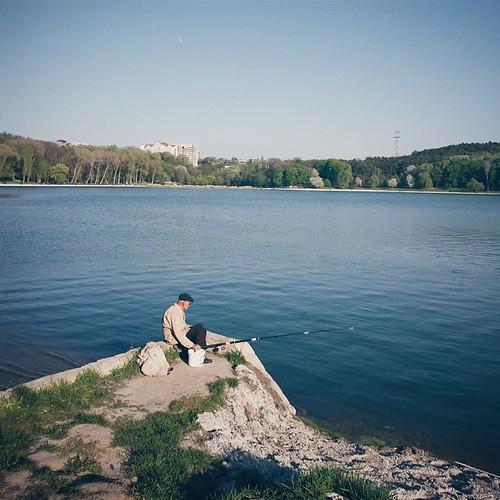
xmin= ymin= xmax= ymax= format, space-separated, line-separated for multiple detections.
xmin=188 ymin=348 xmax=205 ymax=367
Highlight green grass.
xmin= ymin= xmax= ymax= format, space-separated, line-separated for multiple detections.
xmin=2 ymin=432 xmax=103 ymax=497
xmin=299 ymin=417 xmax=387 ymax=449
xmin=109 ymin=353 xmax=141 ymax=381
xmin=45 ymin=412 xmax=109 ymax=439
xmin=214 ymin=467 xmax=391 ymax=500
xmin=35 ymin=441 xmax=59 ymax=453
xmin=113 ymin=377 xmax=241 ymax=499
xmin=59 ymin=435 xmax=99 ymax=458
xmin=165 ymin=349 xmax=180 ymax=362
xmin=23 ymin=465 xmax=69 ymax=500
xmin=169 ymin=394 xmax=206 ymax=413
xmin=214 ymin=487 xmax=267 ymax=499
xmin=73 ymin=412 xmax=108 ymax=427
xmin=226 ymin=378 xmax=239 ymax=389
xmin=274 ymin=467 xmax=392 ymax=500
xmin=0 ymin=359 xmax=136 ymax=476
xmin=0 ymin=370 xmax=112 ymax=474
xmin=8 ymin=370 xmax=109 ymax=425
xmin=201 ymin=378 xmax=239 ymax=412
xmin=0 ymin=423 xmax=33 ymax=472
xmin=168 ymin=378 xmax=239 ymax=414
xmin=113 ymin=411 xmax=212 ymax=499
xmin=358 ymin=435 xmax=387 ymax=448
xmin=299 ymin=416 xmax=340 ymax=439
xmin=64 ymin=454 xmax=102 ymax=475
xmin=45 ymin=421 xmax=73 ymax=439
xmin=223 ymin=351 xmax=247 ymax=367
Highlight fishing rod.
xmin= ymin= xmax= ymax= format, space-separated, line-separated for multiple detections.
xmin=206 ymin=326 xmax=354 ymax=352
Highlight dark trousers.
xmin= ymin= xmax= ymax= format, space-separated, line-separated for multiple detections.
xmin=186 ymin=323 xmax=207 ymax=348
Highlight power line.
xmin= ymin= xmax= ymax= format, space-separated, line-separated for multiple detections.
xmin=393 ymin=131 xmax=401 ymax=157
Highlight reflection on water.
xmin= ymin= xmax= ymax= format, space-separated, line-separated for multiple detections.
xmin=1 ymin=186 xmax=499 ymax=473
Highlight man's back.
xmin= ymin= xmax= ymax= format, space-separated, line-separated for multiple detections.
xmin=162 ymin=303 xmax=190 ymax=347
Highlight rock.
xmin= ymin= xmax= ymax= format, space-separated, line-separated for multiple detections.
xmin=196 ymin=361 xmax=500 ymax=499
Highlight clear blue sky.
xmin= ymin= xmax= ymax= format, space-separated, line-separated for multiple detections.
xmin=1 ymin=0 xmax=499 ymax=159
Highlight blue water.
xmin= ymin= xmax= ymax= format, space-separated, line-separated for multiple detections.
xmin=1 ymin=186 xmax=499 ymax=473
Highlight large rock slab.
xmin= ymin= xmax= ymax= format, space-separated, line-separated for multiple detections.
xmin=197 ymin=364 xmax=500 ymax=499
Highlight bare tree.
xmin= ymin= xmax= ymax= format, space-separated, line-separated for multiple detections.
xmin=100 ymin=149 xmax=118 ymax=184
xmin=150 ymin=154 xmax=161 ymax=184
xmin=17 ymin=140 xmax=34 ymax=183
xmin=483 ymin=155 xmax=494 ymax=192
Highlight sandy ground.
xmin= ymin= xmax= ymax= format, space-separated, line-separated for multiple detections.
xmin=101 ymin=354 xmax=233 ymax=421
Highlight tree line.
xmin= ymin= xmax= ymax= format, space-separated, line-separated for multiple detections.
xmin=1 ymin=132 xmax=500 ymax=192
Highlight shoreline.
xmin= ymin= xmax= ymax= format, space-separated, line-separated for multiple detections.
xmin=1 ymin=182 xmax=499 ymax=196
xmin=1 ymin=342 xmax=499 ymax=499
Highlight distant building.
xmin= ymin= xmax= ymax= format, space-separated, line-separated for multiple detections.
xmin=175 ymin=144 xmax=200 ymax=167
xmin=56 ymin=139 xmax=89 ymax=147
xmin=140 ymin=142 xmax=177 ymax=155
xmin=139 ymin=142 xmax=199 ymax=166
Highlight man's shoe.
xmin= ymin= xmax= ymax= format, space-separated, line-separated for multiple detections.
xmin=203 ymin=357 xmax=213 ymax=364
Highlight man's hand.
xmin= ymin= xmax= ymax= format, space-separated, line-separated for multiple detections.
xmin=192 ymin=344 xmax=201 ymax=351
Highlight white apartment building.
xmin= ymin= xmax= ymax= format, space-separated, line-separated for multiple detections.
xmin=139 ymin=142 xmax=199 ymax=166
xmin=175 ymin=144 xmax=200 ymax=167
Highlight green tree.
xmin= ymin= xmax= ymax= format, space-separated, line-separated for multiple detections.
xmin=33 ymin=159 xmax=51 ymax=183
xmin=368 ymin=168 xmax=382 ymax=188
xmin=0 ymin=144 xmax=19 ymax=180
xmin=239 ymin=164 xmax=266 ymax=187
xmin=175 ymin=155 xmax=191 ymax=167
xmin=174 ymin=165 xmax=188 ymax=184
xmin=490 ymin=156 xmax=500 ymax=191
xmin=415 ymin=171 xmax=433 ymax=189
xmin=269 ymin=168 xmax=284 ymax=188
xmin=50 ymin=163 xmax=69 ymax=184
xmin=283 ymin=164 xmax=310 ymax=187
xmin=466 ymin=177 xmax=484 ymax=192
xmin=158 ymin=161 xmax=174 ymax=183
xmin=318 ymin=159 xmax=352 ymax=188
xmin=221 ymin=166 xmax=240 ymax=186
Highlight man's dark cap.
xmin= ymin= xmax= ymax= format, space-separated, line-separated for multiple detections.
xmin=178 ymin=293 xmax=194 ymax=303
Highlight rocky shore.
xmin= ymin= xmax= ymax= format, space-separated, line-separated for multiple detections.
xmin=1 ymin=335 xmax=499 ymax=499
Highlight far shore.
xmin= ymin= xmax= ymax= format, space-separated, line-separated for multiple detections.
xmin=1 ymin=182 xmax=499 ymax=196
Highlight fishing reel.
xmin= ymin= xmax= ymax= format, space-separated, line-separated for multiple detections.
xmin=210 ymin=346 xmax=227 ymax=353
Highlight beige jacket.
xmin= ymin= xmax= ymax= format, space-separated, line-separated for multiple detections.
xmin=162 ymin=303 xmax=193 ymax=349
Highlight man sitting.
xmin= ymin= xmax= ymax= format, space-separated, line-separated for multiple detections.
xmin=162 ymin=293 xmax=212 ymax=364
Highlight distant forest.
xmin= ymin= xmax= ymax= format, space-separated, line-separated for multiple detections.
xmin=1 ymin=132 xmax=500 ymax=192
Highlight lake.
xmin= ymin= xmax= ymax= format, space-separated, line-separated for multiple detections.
xmin=1 ymin=186 xmax=499 ymax=474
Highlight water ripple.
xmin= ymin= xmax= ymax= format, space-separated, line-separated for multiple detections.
xmin=1 ymin=187 xmax=500 ymax=473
